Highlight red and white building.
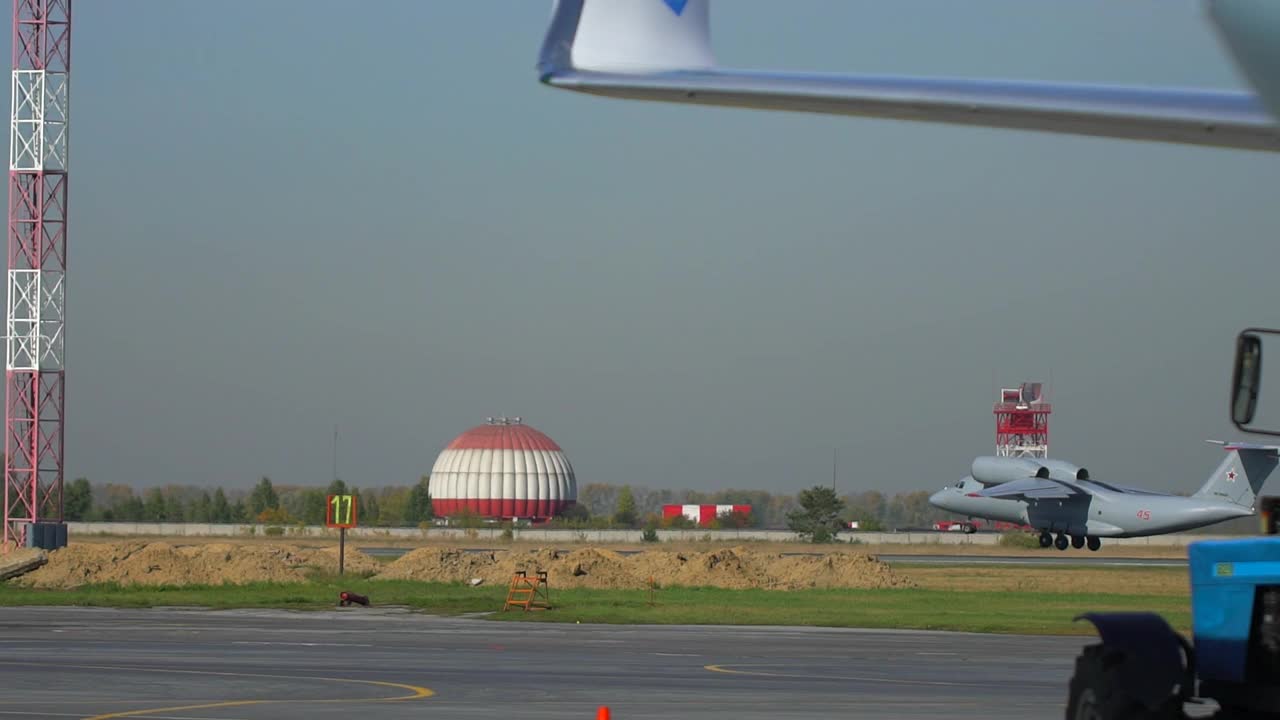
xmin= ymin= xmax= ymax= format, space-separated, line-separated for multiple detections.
xmin=662 ymin=504 xmax=751 ymax=527
xmin=428 ymin=417 xmax=576 ymax=521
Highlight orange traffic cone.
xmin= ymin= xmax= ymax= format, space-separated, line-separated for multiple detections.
xmin=596 ymin=707 xmax=611 ymax=720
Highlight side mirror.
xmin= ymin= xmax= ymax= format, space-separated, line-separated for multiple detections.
xmin=1231 ymin=328 xmax=1280 ymax=436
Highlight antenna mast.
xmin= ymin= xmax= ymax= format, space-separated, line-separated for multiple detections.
xmin=3 ymin=0 xmax=70 ymax=551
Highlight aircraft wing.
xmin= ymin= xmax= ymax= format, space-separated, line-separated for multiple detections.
xmin=1209 ymin=440 xmax=1280 ymax=455
xmin=1094 ymin=483 xmax=1175 ymax=497
xmin=538 ymin=0 xmax=1280 ymax=153
xmin=973 ymin=477 xmax=1079 ymax=501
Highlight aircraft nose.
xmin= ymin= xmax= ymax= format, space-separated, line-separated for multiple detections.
xmin=929 ymin=488 xmax=953 ymax=509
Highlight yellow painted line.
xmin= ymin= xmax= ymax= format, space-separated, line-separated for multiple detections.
xmin=704 ymin=663 xmax=977 ymax=687
xmin=0 ymin=661 xmax=432 ymax=720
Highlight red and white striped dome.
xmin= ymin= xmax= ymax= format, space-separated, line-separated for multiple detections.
xmin=428 ymin=417 xmax=577 ymax=520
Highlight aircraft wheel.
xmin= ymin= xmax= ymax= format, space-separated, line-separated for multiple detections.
xmin=1055 ymin=533 xmax=1069 ymax=551
xmin=1039 ymin=531 xmax=1053 ymax=548
xmin=1087 ymin=536 xmax=1101 ymax=552
xmin=1071 ymin=535 xmax=1085 ymax=549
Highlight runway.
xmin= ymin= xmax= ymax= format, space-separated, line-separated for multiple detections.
xmin=359 ymin=546 xmax=1186 ymax=568
xmin=0 ymin=606 xmax=1090 ymax=719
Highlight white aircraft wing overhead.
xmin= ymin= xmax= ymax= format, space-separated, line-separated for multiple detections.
xmin=538 ymin=0 xmax=1280 ymax=153
xmin=974 ymin=477 xmax=1079 ymax=501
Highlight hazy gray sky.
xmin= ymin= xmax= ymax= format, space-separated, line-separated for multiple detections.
xmin=32 ymin=0 xmax=1280 ymax=495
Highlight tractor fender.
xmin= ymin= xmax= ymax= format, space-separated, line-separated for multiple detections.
xmin=1074 ymin=612 xmax=1193 ymax=711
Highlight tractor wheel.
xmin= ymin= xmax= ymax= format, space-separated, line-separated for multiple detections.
xmin=1065 ymin=645 xmax=1184 ymax=720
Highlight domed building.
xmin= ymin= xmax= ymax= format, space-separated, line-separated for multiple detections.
xmin=428 ymin=417 xmax=577 ymax=520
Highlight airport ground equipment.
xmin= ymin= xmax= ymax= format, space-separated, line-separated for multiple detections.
xmin=337 ymin=591 xmax=369 ymax=607
xmin=503 ymin=569 xmax=551 ymax=612
xmin=1065 ymin=496 xmax=1280 ymax=719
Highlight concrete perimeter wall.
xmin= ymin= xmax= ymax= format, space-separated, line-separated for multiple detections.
xmin=66 ymin=522 xmax=1228 ymax=546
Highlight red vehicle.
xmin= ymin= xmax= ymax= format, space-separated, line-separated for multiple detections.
xmin=933 ymin=520 xmax=979 ymax=533
xmin=932 ymin=520 xmax=1034 ymax=533
xmin=989 ymin=520 xmax=1035 ymax=532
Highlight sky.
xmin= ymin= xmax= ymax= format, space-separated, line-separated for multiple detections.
xmin=17 ymin=0 xmax=1280 ymax=496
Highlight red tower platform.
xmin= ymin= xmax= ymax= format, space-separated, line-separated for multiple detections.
xmin=993 ymin=382 xmax=1050 ymax=458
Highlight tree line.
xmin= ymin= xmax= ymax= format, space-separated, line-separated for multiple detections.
xmin=571 ymin=483 xmax=949 ymax=530
xmin=60 ymin=477 xmax=953 ymax=531
xmin=52 ymin=474 xmax=1263 ymax=541
xmin=63 ymin=477 xmax=434 ymax=527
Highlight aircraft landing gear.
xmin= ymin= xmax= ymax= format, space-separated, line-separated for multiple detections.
xmin=1039 ymin=531 xmax=1053 ymax=548
xmin=1055 ymin=533 xmax=1069 ymax=551
xmin=1071 ymin=535 xmax=1085 ymax=549
xmin=1086 ymin=536 xmax=1101 ymax=552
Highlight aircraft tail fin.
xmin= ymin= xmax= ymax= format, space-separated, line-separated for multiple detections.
xmin=538 ymin=0 xmax=714 ymax=78
xmin=1193 ymin=441 xmax=1280 ymax=509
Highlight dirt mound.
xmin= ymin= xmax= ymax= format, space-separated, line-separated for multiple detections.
xmin=375 ymin=545 xmax=913 ymax=591
xmin=12 ymin=542 xmax=379 ymax=589
xmin=766 ymin=552 xmax=915 ymax=590
xmin=10 ymin=542 xmax=911 ymax=591
xmin=312 ymin=546 xmax=382 ymax=576
xmin=505 ymin=547 xmax=634 ymax=589
xmin=623 ymin=547 xmax=913 ymax=590
xmin=373 ymin=547 xmax=501 ymax=583
xmin=371 ymin=547 xmax=622 ymax=588
xmin=620 ymin=547 xmax=763 ymax=590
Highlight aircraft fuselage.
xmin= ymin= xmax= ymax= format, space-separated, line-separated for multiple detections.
xmin=930 ymin=481 xmax=1251 ymax=538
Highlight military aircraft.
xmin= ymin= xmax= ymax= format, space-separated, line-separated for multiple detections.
xmin=536 ymin=0 xmax=1280 ymax=152
xmin=928 ymin=442 xmax=1279 ymax=551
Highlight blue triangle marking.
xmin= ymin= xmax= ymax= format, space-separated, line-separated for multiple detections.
xmin=663 ymin=0 xmax=690 ymax=15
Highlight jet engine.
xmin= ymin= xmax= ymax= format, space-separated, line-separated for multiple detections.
xmin=1039 ymin=458 xmax=1089 ymax=481
xmin=970 ymin=456 xmax=1049 ymax=485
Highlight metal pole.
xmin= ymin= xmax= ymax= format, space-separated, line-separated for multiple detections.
xmin=339 ymin=526 xmax=345 ymax=575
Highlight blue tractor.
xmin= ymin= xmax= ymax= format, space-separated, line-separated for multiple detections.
xmin=1066 ymin=496 xmax=1280 ymax=719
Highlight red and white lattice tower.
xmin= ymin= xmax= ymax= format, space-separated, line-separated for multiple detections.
xmin=993 ymin=382 xmax=1050 ymax=459
xmin=2 ymin=0 xmax=69 ymax=550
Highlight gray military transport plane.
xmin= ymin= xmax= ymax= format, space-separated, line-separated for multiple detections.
xmin=928 ymin=442 xmax=1280 ymax=551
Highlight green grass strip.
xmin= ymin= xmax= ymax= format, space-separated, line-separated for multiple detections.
xmin=0 ymin=578 xmax=1188 ymax=636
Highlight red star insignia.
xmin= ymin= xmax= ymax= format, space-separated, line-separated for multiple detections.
xmin=1227 ymin=469 xmax=1237 ymax=482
